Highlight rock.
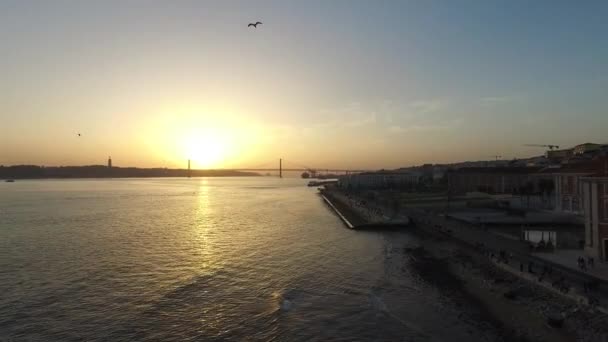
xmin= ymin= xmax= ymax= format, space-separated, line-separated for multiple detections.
xmin=546 ymin=312 xmax=564 ymax=328
xmin=494 ymin=278 xmax=506 ymax=284
xmin=504 ymin=289 xmax=517 ymax=300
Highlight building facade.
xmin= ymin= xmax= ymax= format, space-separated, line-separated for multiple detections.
xmin=447 ymin=167 xmax=540 ymax=195
xmin=550 ymin=157 xmax=608 ymax=215
xmin=339 ymin=171 xmax=419 ymax=190
xmin=581 ymin=177 xmax=608 ymax=261
xmin=553 ymin=171 xmax=590 ymax=215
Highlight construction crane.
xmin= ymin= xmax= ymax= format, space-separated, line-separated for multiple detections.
xmin=524 ymin=144 xmax=560 ymax=150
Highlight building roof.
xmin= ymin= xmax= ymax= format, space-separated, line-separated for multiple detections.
xmin=539 ymin=157 xmax=608 ymax=176
xmin=448 ymin=167 xmax=541 ymax=174
xmin=356 ymin=170 xmax=418 ymax=176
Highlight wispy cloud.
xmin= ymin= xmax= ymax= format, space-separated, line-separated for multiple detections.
xmin=317 ymin=102 xmax=379 ymax=129
xmin=387 ymin=119 xmax=462 ymax=134
xmin=345 ymin=112 xmax=377 ymax=127
xmin=480 ymin=96 xmax=511 ymax=105
xmin=316 ymin=98 xmax=449 ymax=133
xmin=409 ymin=99 xmax=444 ymax=114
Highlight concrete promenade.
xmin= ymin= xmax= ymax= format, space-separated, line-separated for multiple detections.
xmin=320 ymin=188 xmax=410 ymax=229
xmin=405 ymin=206 xmax=608 ymax=310
xmin=320 ymin=193 xmax=354 ymax=229
xmin=323 ymin=187 xmax=608 ymax=312
xmin=327 ymin=188 xmax=608 ymax=309
xmin=535 ymin=250 xmax=608 ymax=283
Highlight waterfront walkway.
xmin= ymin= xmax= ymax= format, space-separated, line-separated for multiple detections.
xmin=535 ymin=250 xmax=608 ymax=283
xmin=405 ymin=206 xmax=608 ymax=309
xmin=326 ymin=188 xmax=608 ymax=309
xmin=321 ymin=189 xmax=409 ymax=229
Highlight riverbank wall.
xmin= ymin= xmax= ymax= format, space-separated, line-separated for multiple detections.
xmin=319 ymin=188 xmax=410 ymax=229
xmin=324 ymin=187 xmax=608 ymax=340
xmin=319 ymin=190 xmax=368 ymax=228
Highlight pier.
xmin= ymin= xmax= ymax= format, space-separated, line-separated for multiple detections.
xmin=319 ymin=188 xmax=410 ymax=229
xmin=320 ymin=193 xmax=354 ymax=229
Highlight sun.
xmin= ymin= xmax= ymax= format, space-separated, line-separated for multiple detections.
xmin=182 ymin=131 xmax=227 ymax=168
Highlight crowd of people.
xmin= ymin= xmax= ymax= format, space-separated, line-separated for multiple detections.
xmin=346 ymin=190 xmax=606 ymax=311
xmin=577 ymin=256 xmax=594 ymax=272
xmin=474 ymin=243 xmax=605 ymax=305
xmin=530 ymin=238 xmax=555 ymax=252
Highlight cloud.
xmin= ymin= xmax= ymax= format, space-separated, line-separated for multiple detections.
xmin=388 ymin=125 xmax=406 ymax=133
xmin=409 ymin=99 xmax=443 ymax=114
xmin=317 ymin=102 xmax=380 ymax=129
xmin=316 ymin=98 xmax=449 ymax=132
xmin=345 ymin=112 xmax=377 ymax=127
xmin=387 ymin=119 xmax=462 ymax=134
xmin=480 ymin=96 xmax=511 ymax=105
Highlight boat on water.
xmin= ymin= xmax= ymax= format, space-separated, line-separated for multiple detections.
xmin=5 ymin=179 xmax=15 ymax=183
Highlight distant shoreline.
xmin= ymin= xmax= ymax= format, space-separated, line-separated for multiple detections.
xmin=0 ymin=165 xmax=262 ymax=179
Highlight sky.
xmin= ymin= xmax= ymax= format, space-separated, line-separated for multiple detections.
xmin=1 ymin=0 xmax=607 ymax=169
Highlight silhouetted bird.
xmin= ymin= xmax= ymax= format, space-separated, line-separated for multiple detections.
xmin=248 ymin=22 xmax=262 ymax=28
xmin=77 ymin=133 xmax=81 ymax=136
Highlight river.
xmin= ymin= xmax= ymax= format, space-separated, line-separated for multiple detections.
xmin=0 ymin=178 xmax=504 ymax=341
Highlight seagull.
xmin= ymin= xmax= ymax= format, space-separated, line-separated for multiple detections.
xmin=248 ymin=21 xmax=262 ymax=28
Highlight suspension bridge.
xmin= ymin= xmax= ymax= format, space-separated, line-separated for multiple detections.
xmin=188 ymin=158 xmax=371 ymax=178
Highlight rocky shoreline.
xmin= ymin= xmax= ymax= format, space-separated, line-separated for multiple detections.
xmin=407 ymin=228 xmax=608 ymax=342
xmin=322 ymin=187 xmax=608 ymax=341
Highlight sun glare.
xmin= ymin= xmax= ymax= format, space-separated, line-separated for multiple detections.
xmin=182 ymin=131 xmax=228 ymax=168
xmin=144 ymin=108 xmax=265 ymax=169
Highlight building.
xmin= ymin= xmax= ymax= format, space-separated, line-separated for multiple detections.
xmin=545 ymin=143 xmax=607 ymax=164
xmin=546 ymin=157 xmax=608 ymax=215
xmin=551 ymin=166 xmax=592 ymax=215
xmin=572 ymin=143 xmax=603 ymax=156
xmin=547 ymin=148 xmax=573 ymax=162
xmin=339 ymin=171 xmax=419 ymax=190
xmin=581 ymin=176 xmax=608 ymax=260
xmin=108 ymin=156 xmax=112 ymax=168
xmin=447 ymin=167 xmax=541 ymax=195
xmin=578 ymin=158 xmax=608 ymax=260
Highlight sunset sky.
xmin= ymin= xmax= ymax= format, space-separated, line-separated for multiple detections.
xmin=1 ymin=1 xmax=607 ymax=169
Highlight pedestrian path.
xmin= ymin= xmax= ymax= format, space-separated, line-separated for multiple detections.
xmin=491 ymin=259 xmax=605 ymax=311
xmin=535 ymin=250 xmax=608 ymax=283
xmin=405 ymin=207 xmax=608 ymax=308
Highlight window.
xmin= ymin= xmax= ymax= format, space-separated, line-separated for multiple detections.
xmin=572 ymin=196 xmax=581 ymax=212
xmin=562 ymin=197 xmax=571 ymax=211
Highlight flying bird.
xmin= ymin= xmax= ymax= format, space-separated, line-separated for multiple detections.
xmin=248 ymin=21 xmax=262 ymax=28
xmin=77 ymin=133 xmax=81 ymax=136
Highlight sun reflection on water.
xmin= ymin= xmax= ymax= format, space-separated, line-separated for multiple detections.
xmin=194 ymin=179 xmax=223 ymax=275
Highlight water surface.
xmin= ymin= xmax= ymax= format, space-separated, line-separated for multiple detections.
xmin=1 ymin=178 xmax=500 ymax=341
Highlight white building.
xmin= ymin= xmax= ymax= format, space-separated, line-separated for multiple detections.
xmin=339 ymin=171 xmax=419 ymax=190
xmin=581 ymin=177 xmax=608 ymax=260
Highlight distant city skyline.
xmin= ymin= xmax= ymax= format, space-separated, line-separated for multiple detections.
xmin=1 ymin=1 xmax=607 ymax=169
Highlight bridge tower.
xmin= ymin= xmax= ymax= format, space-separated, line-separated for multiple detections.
xmin=188 ymin=159 xmax=191 ymax=178
xmin=279 ymin=158 xmax=282 ymax=178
